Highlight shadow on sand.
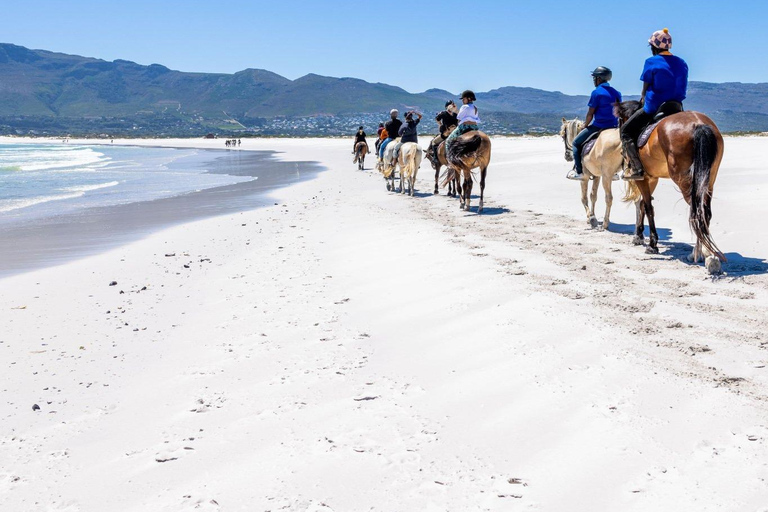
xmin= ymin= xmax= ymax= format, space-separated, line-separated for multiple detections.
xmin=607 ymin=222 xmax=673 ymax=241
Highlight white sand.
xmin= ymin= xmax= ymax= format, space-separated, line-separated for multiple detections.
xmin=2 ymin=136 xmax=767 ymax=511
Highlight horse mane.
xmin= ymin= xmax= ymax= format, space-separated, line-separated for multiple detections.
xmin=615 ymin=100 xmax=642 ymax=120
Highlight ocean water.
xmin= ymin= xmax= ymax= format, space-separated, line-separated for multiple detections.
xmin=0 ymin=143 xmax=253 ymax=223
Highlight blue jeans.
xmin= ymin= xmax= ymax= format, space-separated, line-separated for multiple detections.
xmin=379 ymin=138 xmax=394 ymax=159
xmin=572 ymin=125 xmax=601 ymax=173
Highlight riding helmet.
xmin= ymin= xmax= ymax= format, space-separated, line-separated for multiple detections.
xmin=390 ymin=109 xmax=399 ymax=115
xmin=460 ymin=90 xmax=476 ymax=101
xmin=445 ymin=100 xmax=455 ymax=108
xmin=649 ymin=28 xmax=672 ymax=50
xmin=358 ymin=125 xmax=364 ymax=130
xmin=590 ymin=66 xmax=613 ymax=81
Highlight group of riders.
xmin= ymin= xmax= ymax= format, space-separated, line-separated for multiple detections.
xmin=353 ymin=89 xmax=482 ymax=170
xmin=353 ymin=28 xmax=688 ymax=184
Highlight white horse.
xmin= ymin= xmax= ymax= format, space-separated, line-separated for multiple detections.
xmin=377 ymin=139 xmax=399 ymax=192
xmin=560 ymin=118 xmax=624 ymax=230
xmin=378 ymin=141 xmax=422 ymax=195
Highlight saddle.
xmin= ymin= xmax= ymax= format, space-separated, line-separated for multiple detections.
xmin=581 ymin=131 xmax=601 ymax=157
xmin=638 ymin=101 xmax=684 ymax=148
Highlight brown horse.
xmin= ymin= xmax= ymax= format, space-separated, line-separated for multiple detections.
xmin=615 ymin=101 xmax=725 ymax=273
xmin=441 ymin=131 xmax=492 ymax=213
xmin=353 ymin=141 xmax=368 ymax=170
xmin=427 ymin=141 xmax=460 ymax=197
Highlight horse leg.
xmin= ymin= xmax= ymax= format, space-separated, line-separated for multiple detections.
xmin=633 ymin=200 xmax=645 ymax=245
xmin=464 ymin=173 xmax=473 ymax=211
xmin=601 ymin=173 xmax=613 ymax=230
xmin=580 ymin=178 xmax=590 ymax=224
xmin=434 ymin=166 xmax=439 ymax=194
xmin=478 ymin=166 xmax=487 ymax=214
xmin=589 ymin=176 xmax=600 ymax=228
xmin=637 ymin=180 xmax=659 ymax=254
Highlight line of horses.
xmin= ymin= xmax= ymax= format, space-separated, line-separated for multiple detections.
xmin=353 ymin=100 xmax=725 ymax=274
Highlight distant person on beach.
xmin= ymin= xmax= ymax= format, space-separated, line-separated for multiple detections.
xmin=566 ymin=66 xmax=622 ymax=180
xmin=427 ymin=100 xmax=458 ymax=165
xmin=352 ymin=126 xmax=369 ymax=154
xmin=378 ymin=110 xmax=402 ymax=161
xmin=621 ymin=27 xmax=688 ymax=180
xmin=445 ymin=90 xmax=480 ymax=151
xmin=391 ymin=111 xmax=422 ymax=165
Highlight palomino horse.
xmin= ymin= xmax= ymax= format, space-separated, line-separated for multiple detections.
xmin=441 ymin=131 xmax=492 ymax=213
xmin=427 ymin=141 xmax=460 ymax=197
xmin=353 ymin=141 xmax=367 ymax=170
xmin=396 ymin=143 xmax=423 ymax=196
xmin=560 ymin=118 xmax=624 ymax=230
xmin=615 ymin=101 xmax=725 ymax=273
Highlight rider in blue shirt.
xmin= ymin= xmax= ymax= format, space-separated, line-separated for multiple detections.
xmin=621 ymin=28 xmax=688 ymax=180
xmin=566 ymin=66 xmax=622 ymax=180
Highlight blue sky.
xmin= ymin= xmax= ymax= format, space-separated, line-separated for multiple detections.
xmin=2 ymin=0 xmax=767 ymax=97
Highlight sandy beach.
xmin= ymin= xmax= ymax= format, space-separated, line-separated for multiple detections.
xmin=2 ymin=135 xmax=768 ymax=511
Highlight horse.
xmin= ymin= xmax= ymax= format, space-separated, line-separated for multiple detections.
xmin=378 ymin=140 xmax=399 ymax=192
xmin=396 ymin=143 xmax=422 ymax=196
xmin=353 ymin=141 xmax=367 ymax=170
xmin=615 ymin=101 xmax=725 ymax=274
xmin=441 ymin=130 xmax=492 ymax=213
xmin=560 ymin=118 xmax=624 ymax=230
xmin=427 ymin=141 xmax=460 ymax=197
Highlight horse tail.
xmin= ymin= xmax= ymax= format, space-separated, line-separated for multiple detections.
xmin=690 ymin=124 xmax=725 ymax=261
xmin=622 ymin=180 xmax=641 ymax=203
xmin=440 ymin=166 xmax=457 ymax=188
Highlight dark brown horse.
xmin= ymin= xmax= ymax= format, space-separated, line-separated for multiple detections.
xmin=353 ymin=142 xmax=368 ymax=170
xmin=427 ymin=141 xmax=460 ymax=197
xmin=615 ymin=101 xmax=725 ymax=273
xmin=441 ymin=131 xmax=492 ymax=213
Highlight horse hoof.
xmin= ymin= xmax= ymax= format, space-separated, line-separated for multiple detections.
xmin=645 ymin=246 xmax=659 ymax=254
xmin=477 ymin=207 xmax=483 ymax=214
xmin=632 ymin=236 xmax=644 ymax=246
xmin=705 ymin=256 xmax=722 ymax=275
xmin=433 ymin=190 xmax=438 ymax=195
xmin=589 ymin=218 xmax=599 ymax=229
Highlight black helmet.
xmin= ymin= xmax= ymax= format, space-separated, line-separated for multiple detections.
xmin=445 ymin=100 xmax=455 ymax=108
xmin=591 ymin=66 xmax=612 ymax=81
xmin=358 ymin=125 xmax=364 ymax=130
xmin=460 ymin=90 xmax=476 ymax=101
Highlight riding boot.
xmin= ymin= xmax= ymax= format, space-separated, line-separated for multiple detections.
xmin=622 ymin=140 xmax=645 ymax=180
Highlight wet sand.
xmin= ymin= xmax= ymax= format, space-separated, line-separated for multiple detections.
xmin=0 ymin=149 xmax=323 ymax=277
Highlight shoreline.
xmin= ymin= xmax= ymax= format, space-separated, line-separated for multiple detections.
xmin=0 ymin=145 xmax=324 ymax=277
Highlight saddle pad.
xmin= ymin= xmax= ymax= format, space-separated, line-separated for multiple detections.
xmin=638 ymin=121 xmax=661 ymax=149
xmin=582 ymin=138 xmax=597 ymax=157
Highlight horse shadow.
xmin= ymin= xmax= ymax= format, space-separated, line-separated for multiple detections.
xmin=463 ymin=206 xmax=510 ymax=216
xmin=607 ymin=222 xmax=673 ymax=241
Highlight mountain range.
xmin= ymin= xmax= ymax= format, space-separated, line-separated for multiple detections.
xmin=1 ymin=42 xmax=767 ymax=135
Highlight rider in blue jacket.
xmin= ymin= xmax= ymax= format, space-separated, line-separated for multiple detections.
xmin=621 ymin=28 xmax=688 ymax=180
xmin=566 ymin=66 xmax=622 ymax=180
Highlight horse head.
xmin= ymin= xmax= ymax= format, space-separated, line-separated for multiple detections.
xmin=560 ymin=117 xmax=583 ymax=162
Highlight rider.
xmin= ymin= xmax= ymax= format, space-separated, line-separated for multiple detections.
xmin=379 ymin=109 xmax=402 ymax=160
xmin=621 ymin=28 xmax=688 ymax=180
xmin=566 ymin=66 xmax=622 ymax=180
xmin=352 ymin=125 xmax=369 ymax=154
xmin=427 ymin=100 xmax=459 ymax=165
xmin=392 ymin=111 xmax=423 ymax=164
xmin=445 ymin=90 xmax=480 ymax=150
xmin=375 ymin=122 xmax=385 ymax=155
